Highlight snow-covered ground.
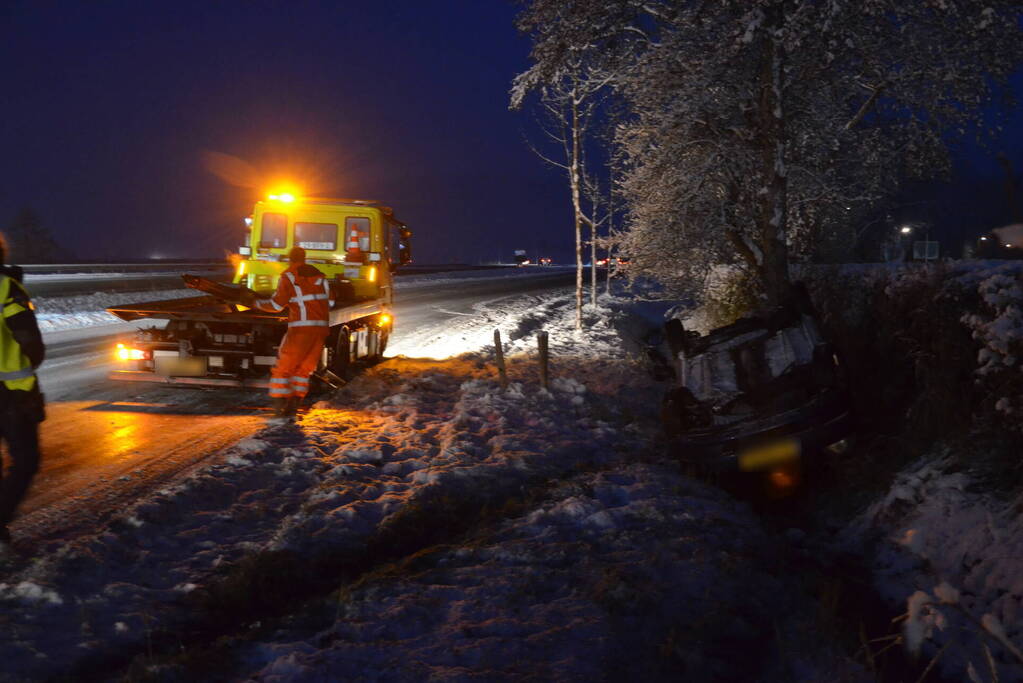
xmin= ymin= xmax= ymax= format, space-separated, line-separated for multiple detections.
xmin=5 ymin=263 xmax=1022 ymax=680
xmin=0 ymin=277 xmax=864 ymax=681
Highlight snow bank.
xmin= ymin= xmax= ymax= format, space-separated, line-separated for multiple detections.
xmin=847 ymin=451 xmax=1023 ymax=679
xmin=960 ymin=269 xmax=1023 ymax=424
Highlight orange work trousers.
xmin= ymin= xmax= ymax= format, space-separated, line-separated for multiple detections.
xmin=269 ymin=326 xmax=330 ymax=399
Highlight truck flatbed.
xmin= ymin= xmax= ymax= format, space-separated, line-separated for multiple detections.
xmin=107 ymin=294 xmax=286 ymax=324
xmin=107 ymin=294 xmax=389 ymax=327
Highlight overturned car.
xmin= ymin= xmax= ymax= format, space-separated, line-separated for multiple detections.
xmin=662 ymin=283 xmax=853 ymax=497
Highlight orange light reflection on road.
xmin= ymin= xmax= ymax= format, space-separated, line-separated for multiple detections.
xmin=105 ymin=410 xmax=146 ymax=455
xmin=22 ymin=400 xmax=266 ymax=522
xmin=40 ymin=401 xmax=266 ymax=465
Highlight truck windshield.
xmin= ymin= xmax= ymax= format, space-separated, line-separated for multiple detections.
xmin=295 ymin=222 xmax=338 ymax=251
xmin=260 ymin=212 xmax=287 ymax=248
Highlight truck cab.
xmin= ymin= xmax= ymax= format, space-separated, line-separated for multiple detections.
xmin=237 ymin=195 xmax=412 ymax=305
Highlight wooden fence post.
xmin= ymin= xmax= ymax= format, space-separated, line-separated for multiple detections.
xmin=494 ymin=329 xmax=508 ymax=389
xmin=537 ymin=330 xmax=549 ymax=390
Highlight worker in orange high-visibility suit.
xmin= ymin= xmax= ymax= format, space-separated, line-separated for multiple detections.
xmin=255 ymin=247 xmax=334 ymax=418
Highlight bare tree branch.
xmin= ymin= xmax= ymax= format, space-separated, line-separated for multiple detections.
xmin=844 ymin=83 xmax=886 ymax=132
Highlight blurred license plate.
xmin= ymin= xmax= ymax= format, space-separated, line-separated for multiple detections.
xmin=155 ymin=356 xmax=207 ymax=377
xmin=738 ymin=438 xmax=800 ymax=472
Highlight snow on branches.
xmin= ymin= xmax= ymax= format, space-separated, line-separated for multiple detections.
xmin=962 ymin=271 xmax=1023 ymax=426
xmin=512 ymin=0 xmax=1022 ymax=305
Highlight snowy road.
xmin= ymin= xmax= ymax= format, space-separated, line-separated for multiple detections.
xmin=17 ymin=270 xmax=575 ymax=545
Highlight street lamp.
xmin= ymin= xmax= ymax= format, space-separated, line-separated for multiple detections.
xmin=900 ymin=225 xmax=913 ymax=235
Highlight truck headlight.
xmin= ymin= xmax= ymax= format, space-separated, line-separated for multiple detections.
xmin=116 ymin=344 xmax=146 ymax=361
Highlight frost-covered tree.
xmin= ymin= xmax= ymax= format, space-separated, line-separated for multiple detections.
xmin=512 ymin=54 xmax=613 ymax=329
xmin=514 ymin=0 xmax=1022 ymax=306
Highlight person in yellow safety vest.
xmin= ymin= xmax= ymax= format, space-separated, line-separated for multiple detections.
xmin=0 ymin=234 xmax=45 ymax=548
xmin=252 ymin=246 xmax=334 ymax=418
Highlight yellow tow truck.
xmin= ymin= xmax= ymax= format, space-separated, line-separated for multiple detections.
xmin=106 ymin=193 xmax=412 ymax=388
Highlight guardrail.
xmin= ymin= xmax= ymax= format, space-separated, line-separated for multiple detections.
xmin=17 ymin=262 xmax=511 ymax=276
xmin=18 ymin=262 xmax=230 ymax=274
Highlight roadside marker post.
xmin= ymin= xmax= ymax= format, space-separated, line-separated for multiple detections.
xmin=494 ymin=329 xmax=508 ymax=389
xmin=538 ymin=331 xmax=549 ymax=390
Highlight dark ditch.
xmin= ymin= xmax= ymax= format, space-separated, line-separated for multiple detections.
xmin=643 ymin=313 xmax=964 ymax=682
xmin=754 ymin=453 xmax=964 ymax=683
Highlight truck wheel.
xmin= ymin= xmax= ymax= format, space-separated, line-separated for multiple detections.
xmin=330 ymin=325 xmax=353 ymax=378
xmin=367 ymin=327 xmax=388 ymax=362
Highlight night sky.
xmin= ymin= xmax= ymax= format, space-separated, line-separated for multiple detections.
xmin=3 ymin=1 xmax=1021 ymax=263
xmin=2 ymin=0 xmax=570 ymax=263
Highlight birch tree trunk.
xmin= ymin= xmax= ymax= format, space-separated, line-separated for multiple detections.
xmin=605 ymin=183 xmax=614 ymax=296
xmin=757 ymin=5 xmax=791 ymax=307
xmin=569 ymin=89 xmax=584 ymax=330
